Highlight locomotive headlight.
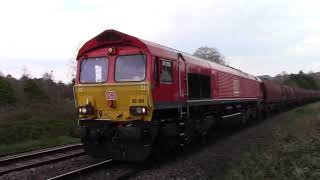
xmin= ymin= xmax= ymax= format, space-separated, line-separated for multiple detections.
xmin=141 ymin=107 xmax=146 ymax=114
xmin=130 ymin=106 xmax=147 ymax=115
xmin=81 ymin=107 xmax=87 ymax=114
xmin=108 ymin=47 xmax=116 ymax=55
xmin=78 ymin=105 xmax=94 ymax=115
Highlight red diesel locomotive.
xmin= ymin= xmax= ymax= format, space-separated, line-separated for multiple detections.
xmin=74 ymin=29 xmax=320 ymax=162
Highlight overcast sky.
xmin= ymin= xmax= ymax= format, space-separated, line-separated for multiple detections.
xmin=0 ymin=0 xmax=319 ymax=83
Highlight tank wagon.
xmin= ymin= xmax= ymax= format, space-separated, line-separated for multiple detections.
xmin=74 ymin=29 xmax=320 ymax=162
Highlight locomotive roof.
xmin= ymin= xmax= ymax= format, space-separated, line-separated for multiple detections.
xmin=77 ymin=29 xmax=260 ymax=82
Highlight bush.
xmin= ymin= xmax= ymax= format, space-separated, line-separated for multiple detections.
xmin=226 ymin=104 xmax=320 ymax=180
xmin=0 ymin=76 xmax=78 ymax=155
xmin=0 ymin=77 xmax=17 ymax=106
xmin=284 ymin=72 xmax=320 ymax=90
xmin=0 ymin=101 xmax=77 ymax=145
xmin=23 ymin=79 xmax=48 ymax=102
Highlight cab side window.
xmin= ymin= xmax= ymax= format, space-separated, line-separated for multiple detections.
xmin=160 ymin=60 xmax=173 ymax=83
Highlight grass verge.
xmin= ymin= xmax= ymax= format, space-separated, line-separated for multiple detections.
xmin=225 ymin=102 xmax=320 ymax=180
xmin=0 ymin=101 xmax=79 ymax=156
xmin=0 ymin=136 xmax=79 ymax=156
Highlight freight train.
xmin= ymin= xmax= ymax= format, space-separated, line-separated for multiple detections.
xmin=74 ymin=29 xmax=320 ymax=162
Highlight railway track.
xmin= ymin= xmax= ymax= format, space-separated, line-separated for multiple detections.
xmin=47 ymin=159 xmax=113 ymax=180
xmin=0 ymin=143 xmax=85 ymax=176
xmin=47 ymin=159 xmax=150 ymax=180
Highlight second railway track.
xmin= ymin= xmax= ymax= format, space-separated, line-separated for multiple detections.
xmin=47 ymin=159 xmax=113 ymax=180
xmin=0 ymin=143 xmax=85 ymax=176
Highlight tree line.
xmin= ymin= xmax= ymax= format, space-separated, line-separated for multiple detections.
xmin=1 ymin=47 xmax=318 ymax=110
xmin=0 ymin=73 xmax=74 ymax=111
xmin=280 ymin=71 xmax=320 ymax=90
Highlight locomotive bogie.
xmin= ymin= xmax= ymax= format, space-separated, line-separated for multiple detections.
xmin=79 ymin=119 xmax=158 ymax=161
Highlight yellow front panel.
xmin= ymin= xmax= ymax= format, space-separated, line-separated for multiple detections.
xmin=74 ymin=82 xmax=153 ymax=121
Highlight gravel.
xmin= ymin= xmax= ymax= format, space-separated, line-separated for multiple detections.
xmin=128 ymin=109 xmax=303 ymax=180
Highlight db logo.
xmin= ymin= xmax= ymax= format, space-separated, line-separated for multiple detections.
xmin=105 ymin=91 xmax=117 ymax=100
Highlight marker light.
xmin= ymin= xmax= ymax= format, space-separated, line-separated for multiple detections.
xmin=78 ymin=105 xmax=94 ymax=115
xmin=130 ymin=106 xmax=147 ymax=115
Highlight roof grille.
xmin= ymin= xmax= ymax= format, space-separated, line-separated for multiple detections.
xmin=96 ymin=31 xmax=123 ymax=43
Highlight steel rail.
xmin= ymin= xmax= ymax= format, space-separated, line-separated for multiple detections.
xmin=0 ymin=143 xmax=83 ymax=166
xmin=0 ymin=143 xmax=80 ymax=159
xmin=47 ymin=159 xmax=113 ymax=180
xmin=0 ymin=143 xmax=84 ymax=176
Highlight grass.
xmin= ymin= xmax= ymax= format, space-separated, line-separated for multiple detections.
xmin=0 ymin=101 xmax=80 ymax=156
xmin=225 ymin=102 xmax=320 ymax=180
xmin=0 ymin=136 xmax=79 ymax=156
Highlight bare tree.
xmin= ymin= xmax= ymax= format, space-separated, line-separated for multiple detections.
xmin=67 ymin=59 xmax=76 ymax=84
xmin=308 ymin=70 xmax=315 ymax=74
xmin=274 ymin=71 xmax=289 ymax=83
xmin=21 ymin=66 xmax=31 ymax=79
xmin=193 ymin=46 xmax=226 ymax=65
xmin=42 ymin=70 xmax=54 ymax=81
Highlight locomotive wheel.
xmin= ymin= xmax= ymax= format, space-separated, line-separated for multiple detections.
xmin=240 ymin=110 xmax=248 ymax=127
xmin=196 ymin=115 xmax=216 ymax=143
xmin=263 ymin=107 xmax=271 ymax=118
xmin=81 ymin=137 xmax=112 ymax=159
xmin=256 ymin=108 xmax=263 ymax=121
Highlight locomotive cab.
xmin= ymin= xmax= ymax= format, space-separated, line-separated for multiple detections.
xmin=74 ymin=30 xmax=157 ymax=161
xmin=74 ymin=53 xmax=153 ymax=122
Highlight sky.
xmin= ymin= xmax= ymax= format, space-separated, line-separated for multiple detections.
xmin=0 ymin=0 xmax=319 ymax=83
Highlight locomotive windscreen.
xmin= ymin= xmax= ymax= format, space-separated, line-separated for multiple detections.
xmin=80 ymin=57 xmax=108 ymax=83
xmin=115 ymin=54 xmax=146 ymax=82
